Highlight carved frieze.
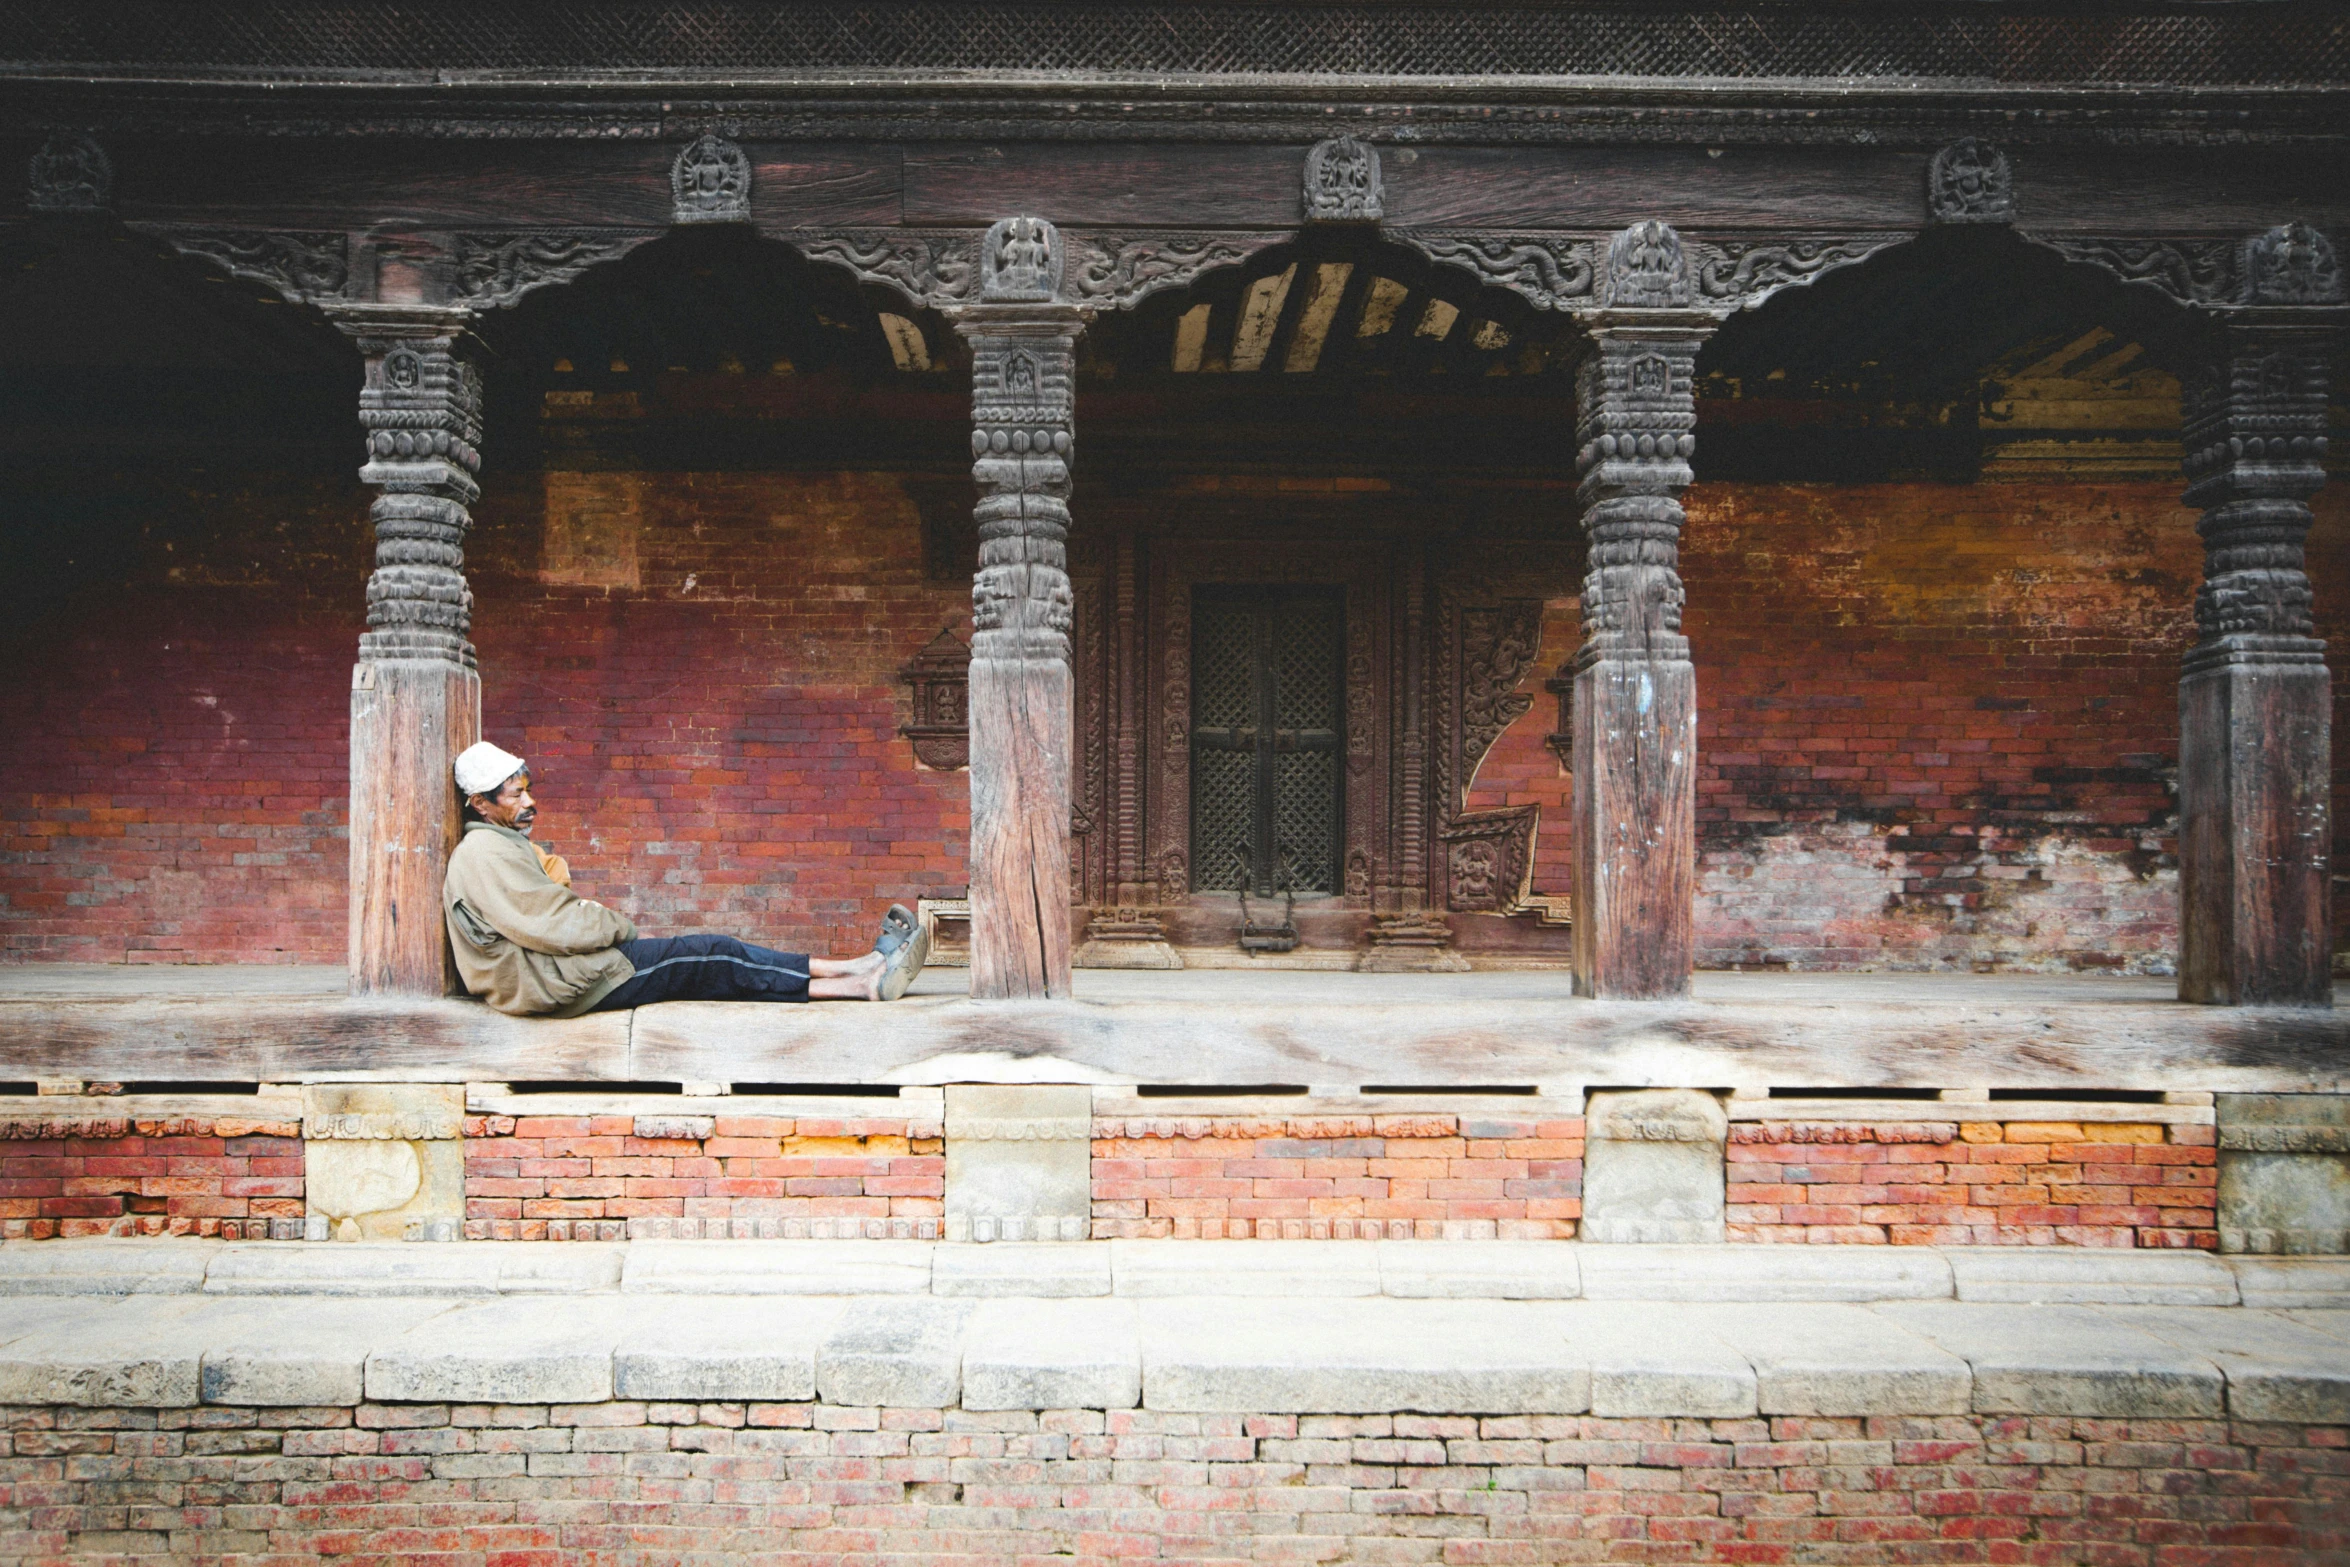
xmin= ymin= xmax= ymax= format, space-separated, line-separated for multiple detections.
xmin=26 ymin=131 xmax=109 ymax=212
xmin=1404 ymin=234 xmax=1595 ymax=311
xmin=1067 ymin=231 xmax=1285 ymax=309
xmin=163 ymin=230 xmax=351 ymax=302
xmin=1690 ymin=235 xmax=1908 ymax=309
xmin=1303 ymin=135 xmax=1382 ymax=223
xmin=793 ymin=230 xmax=979 ymax=310
xmin=1927 ymin=139 xmax=2012 ymax=223
xmin=671 ymin=134 xmax=751 ymax=224
xmin=981 ymin=214 xmax=1065 ymax=302
xmin=1443 ymin=805 xmax=1538 ymax=914
xmin=2030 ymin=236 xmax=2236 ymax=307
xmin=453 ymin=231 xmax=647 ymax=307
xmin=899 ymin=625 xmax=972 ymax=770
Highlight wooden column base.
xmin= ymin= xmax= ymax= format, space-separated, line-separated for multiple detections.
xmin=348 ymin=659 xmax=480 ymax=997
xmin=2179 ymin=661 xmax=2333 ymax=1007
xmin=968 ymin=656 xmax=1075 ymax=1000
xmin=1571 ymin=655 xmax=1698 ymax=1001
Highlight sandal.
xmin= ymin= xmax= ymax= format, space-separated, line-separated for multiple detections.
xmin=876 ymin=903 xmax=930 ymax=1001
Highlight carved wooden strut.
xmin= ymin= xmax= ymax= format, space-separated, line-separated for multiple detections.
xmin=954 ymin=217 xmax=1087 ymax=999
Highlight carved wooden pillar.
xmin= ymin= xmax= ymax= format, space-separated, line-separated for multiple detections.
xmin=2176 ymin=236 xmax=2342 ymax=1006
xmin=1569 ymin=225 xmax=1717 ymax=1001
xmin=328 ymin=305 xmax=484 ymax=996
xmin=952 ymin=218 xmax=1086 ymax=1000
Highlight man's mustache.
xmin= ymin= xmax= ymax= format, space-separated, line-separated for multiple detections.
xmin=516 ymin=806 xmax=538 ymax=823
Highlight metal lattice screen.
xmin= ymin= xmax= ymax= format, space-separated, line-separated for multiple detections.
xmin=1190 ymin=587 xmax=1343 ymax=896
xmin=2 ymin=4 xmax=2341 ymax=83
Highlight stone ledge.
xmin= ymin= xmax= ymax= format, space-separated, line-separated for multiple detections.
xmin=2 ymin=1238 xmax=2345 ymax=1307
xmin=0 ymin=1292 xmax=2338 ymax=1420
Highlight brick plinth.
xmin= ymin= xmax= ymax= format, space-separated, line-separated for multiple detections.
xmin=460 ymin=1113 xmax=944 ymax=1241
xmin=1091 ymin=1113 xmax=1584 ymax=1239
xmin=0 ymin=1404 xmax=2339 ymax=1563
xmin=0 ymin=1115 xmax=302 ymax=1239
xmin=1728 ymin=1120 xmax=2219 ymax=1247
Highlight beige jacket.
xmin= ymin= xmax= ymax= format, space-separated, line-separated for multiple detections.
xmin=443 ymin=821 xmax=638 ymax=1017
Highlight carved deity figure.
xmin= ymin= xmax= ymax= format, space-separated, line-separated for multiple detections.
xmin=26 ymin=131 xmax=110 ymax=211
xmin=982 ymin=216 xmax=1062 ymax=301
xmin=1927 ymin=139 xmax=2012 ymax=223
xmin=1303 ymin=135 xmax=1383 ymax=223
xmin=1602 ymin=221 xmax=1690 ymax=308
xmin=2244 ymin=222 xmax=2345 ymax=305
xmin=669 ymin=134 xmax=751 ymax=224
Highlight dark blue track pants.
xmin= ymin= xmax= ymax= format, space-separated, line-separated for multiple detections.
xmin=588 ymin=933 xmax=810 ymax=1010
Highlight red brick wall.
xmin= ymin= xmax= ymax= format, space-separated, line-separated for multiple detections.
xmin=1090 ymin=1112 xmax=1582 ymax=1239
xmin=4 ymin=465 xmax=2344 ymax=971
xmin=2 ymin=1405 xmax=2341 ymax=1563
xmin=461 ymin=1111 xmax=944 ymax=1241
xmin=1727 ymin=1118 xmax=2218 ymax=1247
xmin=0 ymin=1114 xmax=303 ymax=1238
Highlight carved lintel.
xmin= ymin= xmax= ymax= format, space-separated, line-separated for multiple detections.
xmin=451 ymin=231 xmax=651 ymax=308
xmin=793 ymin=229 xmax=980 ymax=311
xmin=671 ymin=134 xmax=751 ymax=224
xmin=899 ymin=625 xmax=972 ymax=771
xmin=1402 ymin=233 xmax=1595 ymax=311
xmin=327 ymin=304 xmax=484 ymax=670
xmin=1303 ymin=135 xmax=1383 ymax=223
xmin=1927 ymin=139 xmax=2012 ymax=224
xmin=1066 ymin=231 xmax=1287 ymax=310
xmin=26 ymin=131 xmax=109 ymax=213
xmin=154 ymin=228 xmax=351 ymax=304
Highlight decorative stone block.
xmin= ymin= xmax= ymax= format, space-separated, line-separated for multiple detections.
xmin=944 ymin=1085 xmax=1092 ymax=1243
xmin=2218 ymin=1093 xmax=2350 ymax=1254
xmin=1580 ymin=1089 xmax=1727 ymax=1244
xmin=303 ymin=1085 xmax=465 ymax=1243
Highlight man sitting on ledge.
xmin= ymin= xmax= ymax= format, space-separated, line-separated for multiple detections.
xmin=442 ymin=741 xmax=926 ymax=1017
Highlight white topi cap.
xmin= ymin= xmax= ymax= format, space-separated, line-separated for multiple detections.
xmin=453 ymin=741 xmax=527 ymax=798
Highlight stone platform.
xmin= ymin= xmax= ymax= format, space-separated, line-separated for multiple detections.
xmin=0 ymin=1240 xmax=2344 ymax=1561
xmin=3 ymin=966 xmax=2346 ymax=1094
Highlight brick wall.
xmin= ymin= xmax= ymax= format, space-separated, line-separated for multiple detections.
xmin=1090 ymin=1112 xmax=1582 ymax=1240
xmin=1727 ymin=1119 xmax=2218 ymax=1248
xmin=4 ymin=461 xmax=2344 ymax=972
xmin=1 ymin=1404 xmax=2340 ymax=1562
xmin=461 ymin=1111 xmax=944 ymax=1242
xmin=0 ymin=1114 xmax=303 ymax=1239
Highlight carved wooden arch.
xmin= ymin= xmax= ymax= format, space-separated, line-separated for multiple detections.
xmin=1393 ymin=227 xmax=1915 ymax=319
xmin=2019 ymin=224 xmax=2346 ymax=311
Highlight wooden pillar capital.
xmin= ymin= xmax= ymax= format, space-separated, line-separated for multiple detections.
xmin=1565 ymin=310 xmax=1717 ymax=1001
xmin=325 ymin=303 xmax=485 ymax=997
xmin=2176 ymin=306 xmax=2340 ymax=1007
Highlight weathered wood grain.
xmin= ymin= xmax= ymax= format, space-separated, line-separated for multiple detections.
xmin=1571 ymin=658 xmax=1697 ymax=1001
xmin=2178 ymin=664 xmax=2334 ymax=1005
xmin=904 ymin=143 xmax=1302 ymax=228
xmin=348 ymin=659 xmax=477 ymax=997
xmin=967 ymin=657 xmax=1076 ymax=999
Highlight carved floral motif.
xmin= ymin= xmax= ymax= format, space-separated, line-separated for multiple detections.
xmin=1067 ymin=232 xmax=1284 ymax=308
xmin=165 ymin=230 xmax=351 ymax=301
xmin=1405 ymin=234 xmax=1595 ymax=310
xmin=453 ymin=232 xmax=646 ymax=307
xmin=1457 ymin=601 xmax=1543 ymax=809
xmin=793 ymin=231 xmax=979 ymax=309
xmin=2032 ymin=237 xmax=2236 ymax=306
xmin=1691 ymin=236 xmax=1906 ymax=308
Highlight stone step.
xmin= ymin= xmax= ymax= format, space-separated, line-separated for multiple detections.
xmin=3 ymin=1237 xmax=2343 ymax=1306
xmin=0 ymin=1291 xmax=2339 ymax=1420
